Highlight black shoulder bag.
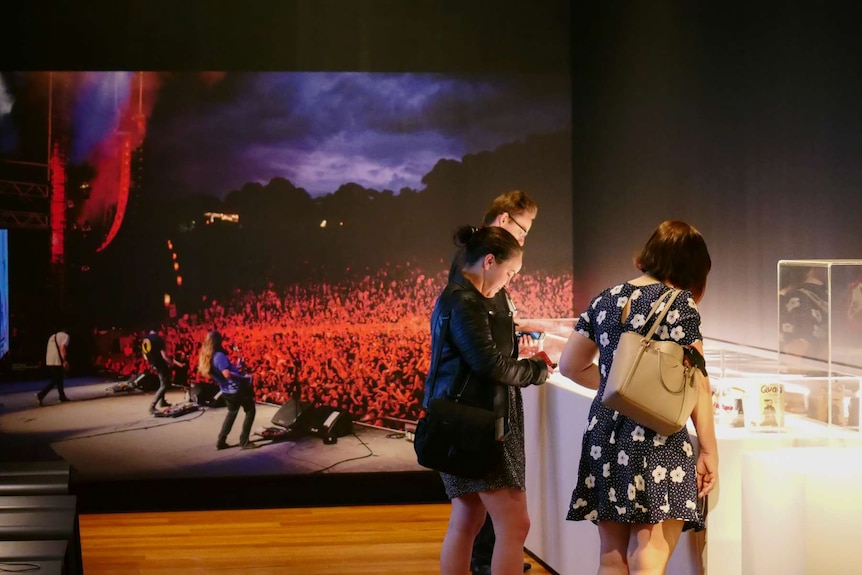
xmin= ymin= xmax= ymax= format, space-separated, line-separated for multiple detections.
xmin=413 ymin=312 xmax=503 ymax=479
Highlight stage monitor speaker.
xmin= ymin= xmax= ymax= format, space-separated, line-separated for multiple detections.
xmin=271 ymin=398 xmax=308 ymax=429
xmin=133 ymin=372 xmax=159 ymax=392
xmin=190 ymin=382 xmax=224 ymax=407
xmin=301 ymin=406 xmax=353 ymax=440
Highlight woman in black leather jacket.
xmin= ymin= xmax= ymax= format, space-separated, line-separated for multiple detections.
xmin=428 ymin=225 xmax=552 ymax=575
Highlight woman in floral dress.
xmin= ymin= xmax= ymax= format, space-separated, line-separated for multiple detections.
xmin=559 ymin=220 xmax=718 ymax=574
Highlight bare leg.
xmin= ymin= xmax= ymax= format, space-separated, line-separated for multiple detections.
xmin=478 ymin=488 xmax=530 ymax=575
xmin=597 ymin=521 xmax=630 ymax=575
xmin=441 ymin=492 xmax=486 ymax=575
xmin=627 ymin=519 xmax=684 ymax=575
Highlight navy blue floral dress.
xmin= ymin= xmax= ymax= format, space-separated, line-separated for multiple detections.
xmin=565 ymin=282 xmax=706 ymax=531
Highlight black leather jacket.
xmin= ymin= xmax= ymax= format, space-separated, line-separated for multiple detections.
xmin=422 ymin=271 xmax=549 ymax=416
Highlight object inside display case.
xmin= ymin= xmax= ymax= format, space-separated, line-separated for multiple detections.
xmin=711 ymin=379 xmax=787 ymax=430
xmin=791 ymin=376 xmax=861 ymax=428
xmin=742 ymin=382 xmax=785 ymax=430
xmin=710 ymin=374 xmax=861 ymax=432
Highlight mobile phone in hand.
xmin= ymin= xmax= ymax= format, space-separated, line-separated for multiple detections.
xmin=532 ymin=350 xmax=557 ymax=369
xmin=517 ymin=330 xmax=546 ymax=340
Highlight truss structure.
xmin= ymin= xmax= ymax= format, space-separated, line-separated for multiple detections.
xmin=0 ymin=178 xmax=51 ymax=229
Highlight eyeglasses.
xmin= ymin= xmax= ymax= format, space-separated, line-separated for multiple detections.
xmin=507 ymin=213 xmax=529 ymax=237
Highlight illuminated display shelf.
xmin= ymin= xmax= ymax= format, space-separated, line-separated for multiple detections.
xmin=704 ymin=340 xmax=862 ymax=436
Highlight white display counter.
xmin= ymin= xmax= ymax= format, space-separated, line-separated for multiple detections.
xmin=741 ymin=448 xmax=862 ymax=575
xmin=522 ymin=374 xmax=862 ymax=575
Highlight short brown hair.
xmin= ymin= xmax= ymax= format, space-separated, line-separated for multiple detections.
xmin=482 ymin=190 xmax=538 ymax=226
xmin=635 ymin=220 xmax=711 ymax=301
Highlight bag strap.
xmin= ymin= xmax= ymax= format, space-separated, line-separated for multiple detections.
xmin=640 ymin=289 xmax=681 ymax=340
xmin=54 ymin=333 xmax=63 ymax=362
xmin=425 ymin=311 xmax=451 ymax=401
xmin=797 ymin=287 xmax=828 ymax=313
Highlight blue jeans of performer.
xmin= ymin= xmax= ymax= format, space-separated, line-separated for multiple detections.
xmin=218 ymin=384 xmax=256 ymax=447
xmin=38 ymin=366 xmax=67 ymax=401
xmin=150 ymin=367 xmax=171 ymax=408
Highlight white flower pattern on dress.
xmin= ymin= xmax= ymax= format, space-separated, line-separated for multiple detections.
xmin=567 ymin=283 xmax=704 ymax=529
xmin=597 ymin=310 xmax=607 ymax=325
xmin=659 ymin=494 xmax=671 ymax=513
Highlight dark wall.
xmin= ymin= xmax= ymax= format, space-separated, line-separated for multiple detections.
xmin=4 ymin=0 xmax=571 ymax=74
xmin=572 ymin=3 xmax=862 ymax=349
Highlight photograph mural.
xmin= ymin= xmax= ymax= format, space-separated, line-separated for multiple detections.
xmin=0 ymin=71 xmax=572 ymax=483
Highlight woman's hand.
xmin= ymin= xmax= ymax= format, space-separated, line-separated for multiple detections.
xmin=696 ymin=449 xmax=718 ymax=498
xmin=532 ymin=350 xmax=556 ymax=372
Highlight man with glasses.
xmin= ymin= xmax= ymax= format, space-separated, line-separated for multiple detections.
xmin=448 ymin=190 xmax=535 ymax=276
xmin=448 ymin=189 xmax=538 ymax=575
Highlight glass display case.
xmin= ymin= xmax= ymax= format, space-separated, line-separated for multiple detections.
xmin=777 ymin=259 xmax=862 ymax=429
xmin=701 ymin=260 xmax=862 ymax=435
